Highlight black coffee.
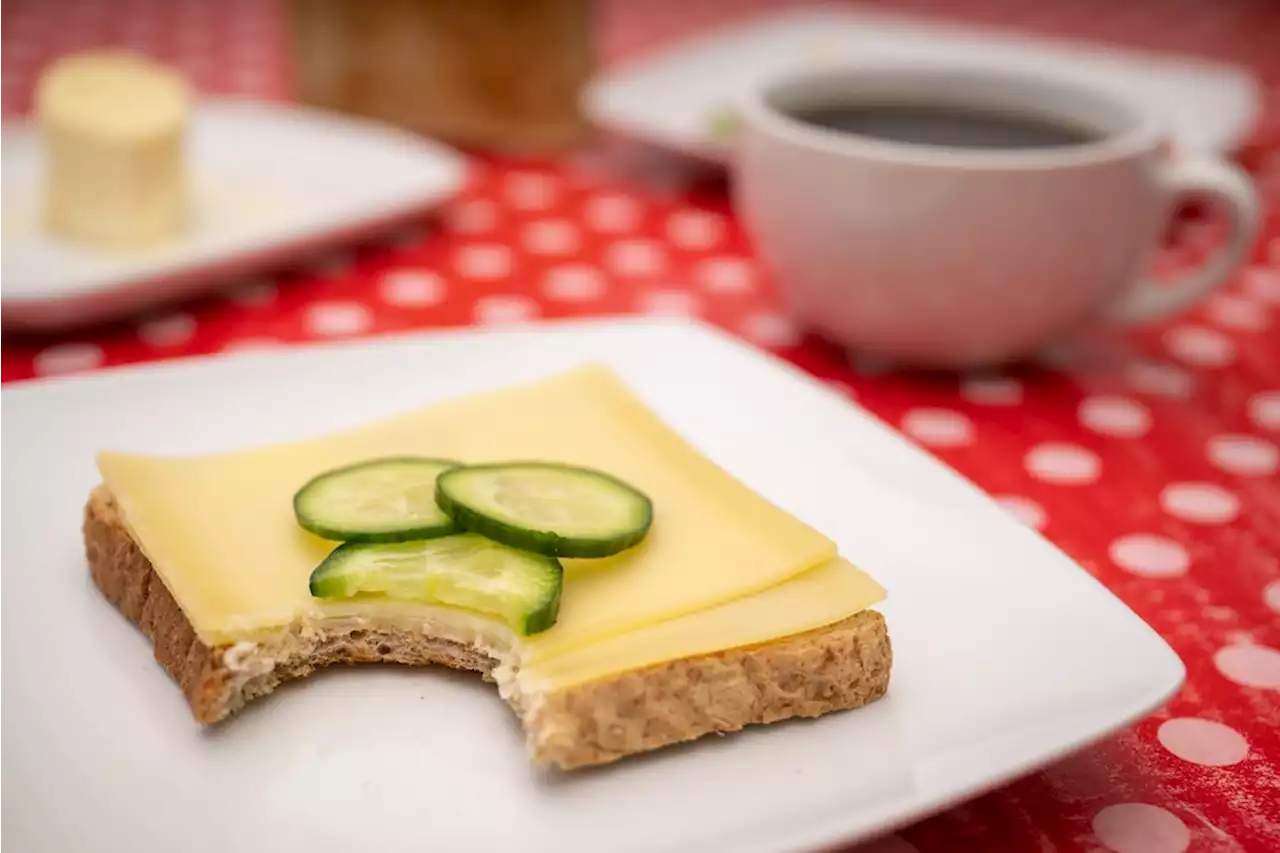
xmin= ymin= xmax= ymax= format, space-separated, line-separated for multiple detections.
xmin=789 ymin=101 xmax=1101 ymax=150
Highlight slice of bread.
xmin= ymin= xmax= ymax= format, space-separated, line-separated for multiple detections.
xmin=84 ymin=486 xmax=892 ymax=770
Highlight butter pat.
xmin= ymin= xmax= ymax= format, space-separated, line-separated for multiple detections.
xmin=37 ymin=50 xmax=190 ymax=248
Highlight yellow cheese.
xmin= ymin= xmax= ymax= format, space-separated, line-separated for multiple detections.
xmin=98 ymin=366 xmax=838 ymax=655
xmin=37 ymin=50 xmax=189 ymax=248
xmin=519 ymin=556 xmax=884 ymax=690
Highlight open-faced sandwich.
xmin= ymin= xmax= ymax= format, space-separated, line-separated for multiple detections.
xmin=84 ymin=365 xmax=890 ymax=770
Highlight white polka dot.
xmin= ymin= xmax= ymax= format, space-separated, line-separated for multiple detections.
xmin=853 ymin=833 xmax=919 ymax=853
xmin=304 ymin=301 xmax=372 ymax=337
xmin=605 ymin=239 xmax=666 ymax=276
xmin=585 ymin=193 xmax=642 ymax=233
xmin=448 ymin=199 xmax=496 ymax=234
xmin=221 ymin=337 xmax=280 ymax=353
xmin=741 ymin=312 xmax=802 ymax=347
xmin=1164 ymin=325 xmax=1235 ymax=367
xmin=473 ymin=295 xmax=538 ymax=326
xmin=1157 ymin=717 xmax=1249 ymax=766
xmin=1240 ymin=266 xmax=1280 ymax=303
xmin=1110 ymin=534 xmax=1190 ymax=578
xmin=504 ymin=172 xmax=557 ymax=210
xmin=379 ymin=270 xmax=445 ymax=307
xmin=1125 ymin=361 xmax=1194 ymax=398
xmin=541 ymin=264 xmax=605 ymax=302
xmin=1207 ymin=434 xmax=1279 ymax=476
xmin=1159 ymin=482 xmax=1239 ymax=524
xmin=1263 ymin=580 xmax=1280 ymax=615
xmin=138 ymin=313 xmax=196 ymax=347
xmin=1079 ymin=395 xmax=1152 ymax=438
xmin=996 ymin=495 xmax=1046 ymax=529
xmin=33 ymin=342 xmax=104 ymax=376
xmin=1247 ymin=390 xmax=1280 ymax=431
xmin=638 ymin=290 xmax=701 ymax=316
xmin=666 ymin=209 xmax=725 ymax=249
xmin=902 ymin=408 xmax=974 ymax=447
xmin=1213 ymin=643 xmax=1280 ymax=689
xmin=961 ymin=376 xmax=1023 ymax=405
xmin=1092 ymin=804 xmax=1189 ymax=853
xmin=455 ymin=244 xmax=513 ymax=280
xmin=1206 ymin=294 xmax=1268 ymax=331
xmin=522 ymin=218 xmax=580 ymax=256
xmin=696 ymin=256 xmax=756 ymax=294
xmin=1025 ymin=443 xmax=1101 ymax=484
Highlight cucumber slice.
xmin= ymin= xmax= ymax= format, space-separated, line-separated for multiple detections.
xmin=294 ymin=457 xmax=460 ymax=543
xmin=309 ymin=534 xmax=562 ymax=635
xmin=435 ymin=462 xmax=653 ymax=558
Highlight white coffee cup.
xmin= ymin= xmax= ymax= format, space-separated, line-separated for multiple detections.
xmin=733 ymin=64 xmax=1260 ymax=367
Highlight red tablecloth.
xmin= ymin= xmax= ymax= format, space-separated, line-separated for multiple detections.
xmin=4 ymin=2 xmax=1278 ymax=851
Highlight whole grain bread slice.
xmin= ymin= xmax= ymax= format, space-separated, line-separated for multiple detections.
xmin=84 ymin=485 xmax=891 ymax=770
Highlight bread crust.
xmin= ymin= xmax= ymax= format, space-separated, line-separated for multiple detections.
xmin=84 ymin=486 xmax=891 ymax=770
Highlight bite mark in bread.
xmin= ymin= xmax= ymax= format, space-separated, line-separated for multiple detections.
xmin=84 ymin=486 xmax=891 ymax=770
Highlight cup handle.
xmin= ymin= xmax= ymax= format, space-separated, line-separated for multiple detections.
xmin=1106 ymin=156 xmax=1260 ymax=325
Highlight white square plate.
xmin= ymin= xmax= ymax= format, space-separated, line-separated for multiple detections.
xmin=1 ymin=98 xmax=467 ymax=333
xmin=2 ymin=318 xmax=1183 ymax=853
xmin=588 ymin=8 xmax=1260 ymax=163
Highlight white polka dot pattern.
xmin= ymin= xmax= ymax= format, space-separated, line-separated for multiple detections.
xmin=455 ymin=244 xmax=514 ymax=279
xmin=696 ymin=256 xmax=755 ymax=293
xmin=1206 ymin=434 xmax=1279 ymax=476
xmin=522 ymin=219 xmax=580 ymax=256
xmin=473 ymin=294 xmax=538 ymax=326
xmin=996 ymin=495 xmax=1047 ymax=529
xmin=902 ymin=408 xmax=975 ymax=447
xmin=740 ymin=311 xmax=801 ymax=347
xmin=1025 ymin=443 xmax=1101 ymax=484
xmin=605 ymin=239 xmax=666 ymax=276
xmin=637 ymin=290 xmax=700 ymax=316
xmin=1164 ymin=325 xmax=1236 ymax=367
xmin=1079 ymin=395 xmax=1151 ymax=438
xmin=138 ymin=313 xmax=196 ymax=347
xmin=380 ymin=270 xmax=446 ymax=308
xmin=542 ymin=264 xmax=606 ymax=302
xmin=666 ymin=209 xmax=725 ymax=249
xmin=304 ymin=302 xmax=373 ymax=337
xmin=1247 ymin=390 xmax=1280 ymax=430
xmin=1213 ymin=643 xmax=1280 ymax=689
xmin=1110 ymin=534 xmax=1190 ymax=577
xmin=33 ymin=342 xmax=104 ymax=375
xmin=1156 ymin=717 xmax=1249 ymax=766
xmin=1159 ymin=482 xmax=1239 ymax=524
xmin=1092 ymin=803 xmax=1190 ymax=853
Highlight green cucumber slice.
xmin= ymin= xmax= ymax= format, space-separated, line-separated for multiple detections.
xmin=435 ymin=462 xmax=653 ymax=558
xmin=309 ymin=533 xmax=562 ymax=635
xmin=294 ymin=457 xmax=460 ymax=543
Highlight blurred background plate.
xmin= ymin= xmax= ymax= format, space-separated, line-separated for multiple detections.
xmin=587 ymin=8 xmax=1262 ymax=163
xmin=1 ymin=98 xmax=468 ymax=333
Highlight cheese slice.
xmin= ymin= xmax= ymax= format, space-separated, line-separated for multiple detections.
xmin=98 ymin=366 xmax=839 ymax=656
xmin=519 ymin=556 xmax=884 ymax=690
xmin=37 ymin=50 xmax=189 ymax=248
